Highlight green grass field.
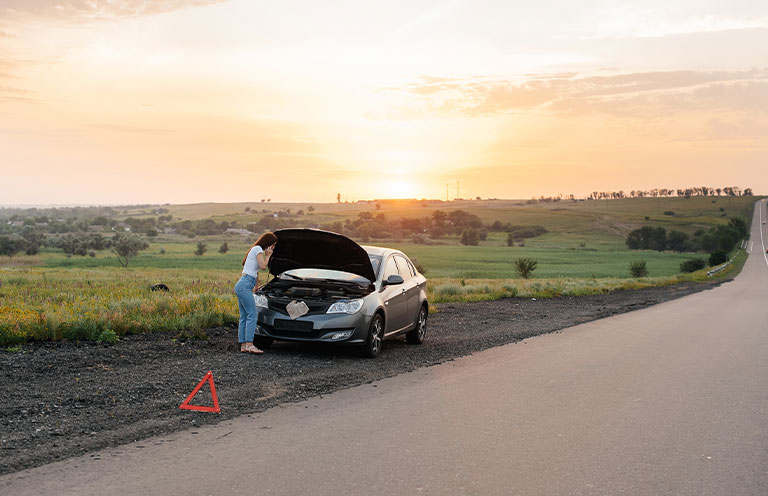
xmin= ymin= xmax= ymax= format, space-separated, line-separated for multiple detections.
xmin=1 ymin=196 xmax=758 ymax=345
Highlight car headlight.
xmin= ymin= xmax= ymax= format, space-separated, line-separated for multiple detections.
xmin=253 ymin=294 xmax=269 ymax=309
xmin=327 ymin=299 xmax=364 ymax=314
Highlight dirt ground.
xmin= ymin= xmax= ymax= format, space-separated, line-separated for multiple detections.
xmin=0 ymin=280 xmax=726 ymax=475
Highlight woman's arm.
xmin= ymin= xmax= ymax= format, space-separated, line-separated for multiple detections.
xmin=256 ymin=245 xmax=274 ymax=270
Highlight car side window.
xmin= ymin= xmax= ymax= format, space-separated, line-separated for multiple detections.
xmin=406 ymin=259 xmax=417 ymax=277
xmin=394 ymin=256 xmax=412 ymax=279
xmin=383 ymin=257 xmax=399 ymax=280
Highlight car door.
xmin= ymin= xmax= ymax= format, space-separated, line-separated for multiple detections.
xmin=381 ymin=256 xmax=408 ymax=333
xmin=395 ymin=255 xmax=420 ymax=328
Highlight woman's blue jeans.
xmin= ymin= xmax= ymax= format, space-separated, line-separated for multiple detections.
xmin=234 ymin=274 xmax=259 ymax=344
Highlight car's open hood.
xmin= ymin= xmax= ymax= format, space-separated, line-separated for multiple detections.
xmin=270 ymin=229 xmax=376 ymax=282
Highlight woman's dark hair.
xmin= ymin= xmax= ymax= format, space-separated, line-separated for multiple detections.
xmin=241 ymin=232 xmax=278 ymax=266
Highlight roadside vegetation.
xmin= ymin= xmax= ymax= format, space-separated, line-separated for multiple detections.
xmin=0 ymin=193 xmax=759 ymax=345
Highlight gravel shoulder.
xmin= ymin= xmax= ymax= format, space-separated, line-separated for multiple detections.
xmin=1 ymin=280 xmax=727 ymax=475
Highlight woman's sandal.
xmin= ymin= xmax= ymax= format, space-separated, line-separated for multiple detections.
xmin=240 ymin=343 xmax=263 ymax=354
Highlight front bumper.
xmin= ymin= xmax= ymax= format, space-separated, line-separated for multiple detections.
xmin=256 ymin=308 xmax=373 ymax=344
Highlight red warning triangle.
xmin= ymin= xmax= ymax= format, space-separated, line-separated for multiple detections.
xmin=179 ymin=370 xmax=221 ymax=413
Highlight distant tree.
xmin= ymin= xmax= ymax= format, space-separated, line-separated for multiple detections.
xmin=709 ymin=251 xmax=728 ymax=266
xmin=0 ymin=235 xmax=26 ymax=257
xmin=218 ymin=242 xmax=229 ymax=254
xmin=112 ymin=233 xmax=149 ymax=267
xmin=307 ymin=205 xmax=315 ymax=213
xmin=337 ymin=193 xmax=341 ymax=203
xmin=666 ymin=230 xmax=691 ymax=252
xmin=195 ymin=241 xmax=208 ymax=256
xmin=728 ymin=218 xmax=748 ymax=238
xmin=626 ymin=226 xmax=667 ymax=251
xmin=460 ymin=229 xmax=479 ymax=246
xmin=629 ymin=260 xmax=648 ymax=277
xmin=506 ymin=233 xmax=516 ymax=246
xmin=514 ymin=258 xmax=537 ymax=279
xmin=21 ymin=229 xmax=45 ymax=255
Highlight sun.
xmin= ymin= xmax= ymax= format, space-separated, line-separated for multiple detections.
xmin=384 ymin=180 xmax=417 ymax=199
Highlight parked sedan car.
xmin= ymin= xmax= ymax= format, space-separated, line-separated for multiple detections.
xmin=252 ymin=228 xmax=428 ymax=357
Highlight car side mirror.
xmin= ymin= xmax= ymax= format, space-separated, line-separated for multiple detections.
xmin=383 ymin=274 xmax=404 ymax=286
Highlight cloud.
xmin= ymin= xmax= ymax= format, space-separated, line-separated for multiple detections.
xmin=0 ymin=0 xmax=226 ymax=21
xmin=388 ymin=69 xmax=768 ymax=118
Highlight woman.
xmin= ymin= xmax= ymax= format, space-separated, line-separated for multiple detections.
xmin=235 ymin=232 xmax=278 ymax=354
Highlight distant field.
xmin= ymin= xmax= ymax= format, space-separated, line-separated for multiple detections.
xmin=1 ymin=196 xmax=757 ymax=345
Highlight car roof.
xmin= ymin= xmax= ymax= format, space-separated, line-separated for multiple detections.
xmin=361 ymin=245 xmax=402 ymax=258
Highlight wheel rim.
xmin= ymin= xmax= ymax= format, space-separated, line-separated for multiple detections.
xmin=371 ymin=317 xmax=382 ymax=353
xmin=417 ymin=308 xmax=426 ymax=339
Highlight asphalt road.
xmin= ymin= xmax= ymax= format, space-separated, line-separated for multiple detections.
xmin=2 ymin=200 xmax=767 ymax=496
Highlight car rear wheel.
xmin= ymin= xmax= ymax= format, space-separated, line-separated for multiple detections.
xmin=361 ymin=314 xmax=384 ymax=358
xmin=406 ymin=305 xmax=427 ymax=344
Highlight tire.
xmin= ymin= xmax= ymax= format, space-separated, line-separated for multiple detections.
xmin=406 ymin=304 xmax=427 ymax=344
xmin=253 ymin=336 xmax=274 ymax=349
xmin=361 ymin=313 xmax=384 ymax=358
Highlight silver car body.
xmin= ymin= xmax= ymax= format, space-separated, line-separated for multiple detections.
xmin=253 ymin=230 xmax=428 ymax=350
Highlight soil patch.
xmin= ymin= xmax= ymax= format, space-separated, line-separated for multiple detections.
xmin=1 ymin=280 xmax=725 ymax=475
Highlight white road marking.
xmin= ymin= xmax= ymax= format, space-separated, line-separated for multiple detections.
xmin=761 ymin=200 xmax=768 ymax=269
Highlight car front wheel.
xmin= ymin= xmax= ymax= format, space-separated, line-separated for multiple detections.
xmin=362 ymin=314 xmax=384 ymax=358
xmin=406 ymin=305 xmax=427 ymax=344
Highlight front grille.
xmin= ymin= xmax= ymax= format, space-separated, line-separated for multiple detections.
xmin=273 ymin=319 xmax=313 ymax=332
xmin=262 ymin=322 xmax=322 ymax=340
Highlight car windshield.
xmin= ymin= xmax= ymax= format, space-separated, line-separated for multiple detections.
xmin=280 ymin=268 xmax=370 ymax=284
xmin=368 ymin=255 xmax=382 ymax=277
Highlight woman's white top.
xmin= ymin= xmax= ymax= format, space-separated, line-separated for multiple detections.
xmin=242 ymin=246 xmax=264 ymax=278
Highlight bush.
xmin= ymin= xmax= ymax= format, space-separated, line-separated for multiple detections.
xmin=410 ymin=257 xmax=427 ymax=274
xmin=680 ymin=258 xmax=707 ymax=273
xmin=629 ymin=260 xmax=648 ymax=277
xmin=218 ymin=242 xmax=229 ymax=254
xmin=460 ymin=229 xmax=479 ymax=246
xmin=514 ymin=258 xmax=537 ymax=279
xmin=506 ymin=233 xmax=515 ymax=246
xmin=194 ymin=241 xmax=208 ymax=256
xmin=97 ymin=329 xmax=119 ymax=344
xmin=709 ymin=250 xmax=728 ymax=266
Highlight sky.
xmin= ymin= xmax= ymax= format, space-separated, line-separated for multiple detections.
xmin=1 ymin=0 xmax=767 ymax=205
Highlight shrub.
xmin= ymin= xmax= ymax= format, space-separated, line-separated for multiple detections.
xmin=514 ymin=258 xmax=537 ymax=279
xmin=97 ymin=329 xmax=119 ymax=344
xmin=410 ymin=257 xmax=427 ymax=274
xmin=506 ymin=233 xmax=515 ymax=246
xmin=460 ymin=229 xmax=479 ymax=246
xmin=680 ymin=258 xmax=706 ymax=273
xmin=709 ymin=250 xmax=728 ymax=266
xmin=194 ymin=241 xmax=208 ymax=256
xmin=218 ymin=242 xmax=229 ymax=254
xmin=629 ymin=260 xmax=648 ymax=277
xmin=111 ymin=233 xmax=149 ymax=267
